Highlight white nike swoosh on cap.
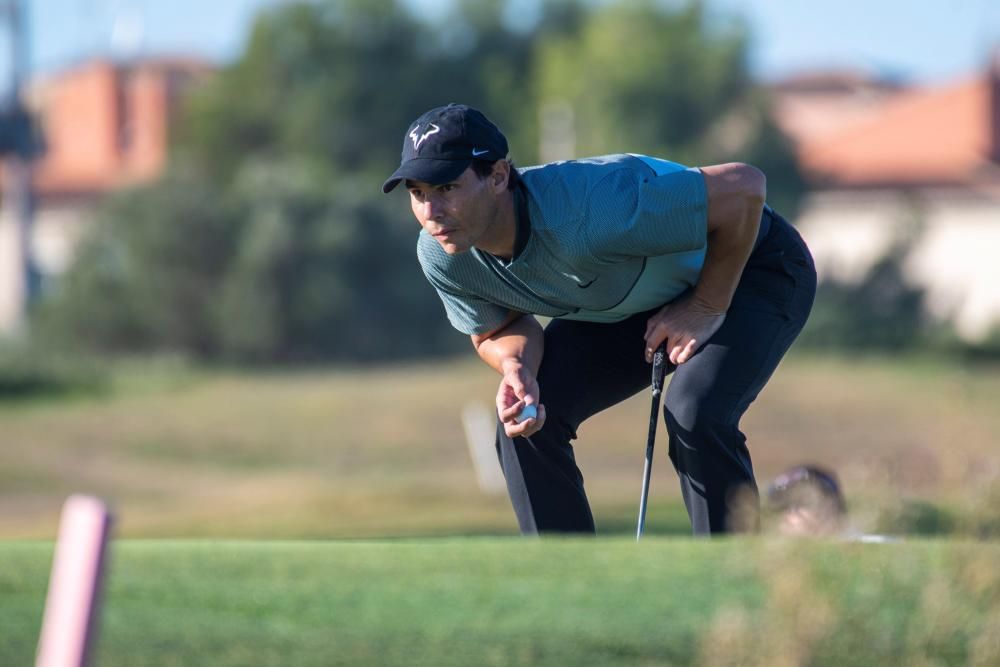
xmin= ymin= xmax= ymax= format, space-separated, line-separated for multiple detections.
xmin=471 ymin=148 xmax=489 ymax=156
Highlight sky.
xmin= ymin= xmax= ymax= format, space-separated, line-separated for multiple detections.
xmin=15 ymin=0 xmax=1000 ymax=87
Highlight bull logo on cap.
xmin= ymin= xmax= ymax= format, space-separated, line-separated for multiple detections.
xmin=409 ymin=123 xmax=440 ymax=151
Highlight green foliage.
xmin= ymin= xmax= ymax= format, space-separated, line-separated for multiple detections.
xmin=736 ymin=98 xmax=810 ymax=219
xmin=0 ymin=343 xmax=106 ymax=400
xmin=876 ymin=487 xmax=1000 ymax=540
xmin=34 ymin=167 xmax=241 ymax=357
xmin=877 ymin=499 xmax=958 ymax=536
xmin=534 ymin=0 xmax=804 ymax=213
xmin=34 ymin=161 xmax=463 ymax=362
xmin=178 ymin=0 xmax=428 ymax=183
xmin=537 ymin=2 xmax=741 ymax=160
xmin=955 ymin=326 xmax=1000 ymax=362
xmin=217 ymin=159 xmax=462 ymax=361
xmin=176 ymin=0 xmax=538 ymax=184
xmin=799 ymin=254 xmax=930 ymax=353
xmin=44 ymin=171 xmax=252 ymax=362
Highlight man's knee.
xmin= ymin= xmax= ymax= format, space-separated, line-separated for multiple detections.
xmin=663 ymin=388 xmax=733 ymax=436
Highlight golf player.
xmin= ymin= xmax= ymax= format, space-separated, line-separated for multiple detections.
xmin=382 ymin=104 xmax=817 ymax=535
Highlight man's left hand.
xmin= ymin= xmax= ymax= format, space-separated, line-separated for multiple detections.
xmin=644 ymin=295 xmax=726 ymax=365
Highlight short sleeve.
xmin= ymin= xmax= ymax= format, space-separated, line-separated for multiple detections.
xmin=416 ymin=233 xmax=511 ymax=336
xmin=586 ymin=165 xmax=708 ymax=260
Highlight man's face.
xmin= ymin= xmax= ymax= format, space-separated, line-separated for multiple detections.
xmin=406 ymin=166 xmax=498 ymax=255
xmin=779 ymin=507 xmax=835 ymax=537
xmin=774 ymin=488 xmax=843 ymax=537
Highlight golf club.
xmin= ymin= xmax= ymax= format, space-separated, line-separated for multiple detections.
xmin=636 ymin=341 xmax=668 ymax=540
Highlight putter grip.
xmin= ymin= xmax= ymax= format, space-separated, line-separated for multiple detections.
xmin=651 ymin=343 xmax=667 ymax=396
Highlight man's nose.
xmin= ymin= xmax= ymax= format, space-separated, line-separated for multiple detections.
xmin=421 ymin=198 xmax=443 ymax=220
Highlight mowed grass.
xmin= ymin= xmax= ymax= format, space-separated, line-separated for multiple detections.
xmin=3 ymin=538 xmax=1000 ymax=666
xmin=2 ymin=353 xmax=1000 ymax=539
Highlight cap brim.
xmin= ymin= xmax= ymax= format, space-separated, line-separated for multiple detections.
xmin=381 ymin=158 xmax=472 ymax=193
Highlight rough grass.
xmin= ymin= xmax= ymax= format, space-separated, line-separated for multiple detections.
xmin=1 ymin=353 xmax=999 ymax=539
xmin=3 ymin=538 xmax=999 ymax=667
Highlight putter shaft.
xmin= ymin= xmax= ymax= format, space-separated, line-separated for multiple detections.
xmin=636 ymin=343 xmax=668 ymax=539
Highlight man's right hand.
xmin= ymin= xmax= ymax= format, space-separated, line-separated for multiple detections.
xmin=496 ymin=362 xmax=546 ymax=438
xmin=470 ymin=311 xmax=546 ymax=439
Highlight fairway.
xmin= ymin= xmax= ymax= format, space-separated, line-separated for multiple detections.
xmin=3 ymin=538 xmax=999 ymax=666
xmin=2 ymin=354 xmax=999 ymax=540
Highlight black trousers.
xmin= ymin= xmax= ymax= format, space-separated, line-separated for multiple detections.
xmin=495 ymin=210 xmax=817 ymax=535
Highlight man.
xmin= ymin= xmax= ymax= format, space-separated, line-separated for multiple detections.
xmin=767 ymin=465 xmax=848 ymax=537
xmin=766 ymin=464 xmax=899 ymax=542
xmin=382 ymin=103 xmax=816 ymax=535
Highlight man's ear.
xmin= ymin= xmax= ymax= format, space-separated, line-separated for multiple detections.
xmin=491 ymin=160 xmax=511 ymax=193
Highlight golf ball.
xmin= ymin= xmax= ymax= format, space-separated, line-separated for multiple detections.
xmin=516 ymin=404 xmax=538 ymax=423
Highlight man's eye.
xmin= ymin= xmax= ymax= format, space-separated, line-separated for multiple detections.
xmin=439 ymin=184 xmax=456 ymax=193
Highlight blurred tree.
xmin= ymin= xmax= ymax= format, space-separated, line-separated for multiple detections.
xmin=216 ymin=158 xmax=462 ymax=361
xmin=534 ymin=0 xmax=805 ymax=215
xmin=177 ymin=0 xmax=433 ymax=186
xmin=536 ymin=1 xmax=747 ymax=163
xmin=34 ymin=159 xmax=464 ymax=362
xmin=737 ymin=108 xmax=809 ymax=219
xmin=34 ymin=166 xmax=240 ymax=357
xmin=429 ymin=0 xmax=540 ymax=162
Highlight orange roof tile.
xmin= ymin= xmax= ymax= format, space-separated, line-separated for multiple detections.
xmin=798 ymin=73 xmax=998 ymax=188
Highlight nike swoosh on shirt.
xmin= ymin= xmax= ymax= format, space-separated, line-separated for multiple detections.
xmin=561 ymin=270 xmax=596 ymax=289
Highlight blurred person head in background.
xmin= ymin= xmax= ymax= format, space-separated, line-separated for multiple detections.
xmin=767 ymin=465 xmax=847 ymax=537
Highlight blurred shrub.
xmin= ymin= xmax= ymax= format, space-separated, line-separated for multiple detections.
xmin=876 ymin=499 xmax=957 ymax=537
xmin=797 ymin=252 xmax=931 ymax=353
xmin=0 ymin=343 xmax=107 ymax=400
xmin=873 ymin=487 xmax=1000 ymax=539
xmin=797 ymin=201 xmax=935 ymax=353
xmin=33 ymin=163 xmax=464 ymax=363
xmin=33 ymin=168 xmax=240 ymax=357
xmin=955 ymin=326 xmax=1000 ymax=363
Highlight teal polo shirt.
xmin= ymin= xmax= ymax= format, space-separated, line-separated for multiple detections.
xmin=417 ymin=153 xmax=708 ymax=336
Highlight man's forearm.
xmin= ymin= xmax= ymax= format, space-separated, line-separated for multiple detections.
xmin=693 ymin=202 xmax=762 ymax=312
xmin=694 ymin=164 xmax=766 ymax=312
xmin=473 ymin=313 xmax=544 ymax=377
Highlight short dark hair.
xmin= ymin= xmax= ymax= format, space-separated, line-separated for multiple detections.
xmin=470 ymin=159 xmax=519 ymax=188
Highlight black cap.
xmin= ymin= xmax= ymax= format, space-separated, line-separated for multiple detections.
xmin=382 ymin=104 xmax=508 ymax=193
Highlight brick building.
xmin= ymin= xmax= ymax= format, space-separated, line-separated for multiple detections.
xmin=0 ymin=57 xmax=212 ymax=333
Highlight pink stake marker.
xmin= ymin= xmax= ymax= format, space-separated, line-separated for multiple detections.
xmin=35 ymin=495 xmax=113 ymax=667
